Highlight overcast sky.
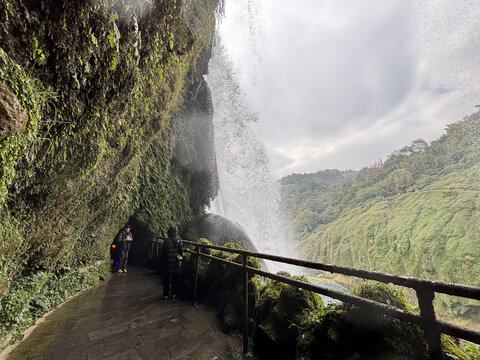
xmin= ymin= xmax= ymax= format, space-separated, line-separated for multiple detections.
xmin=215 ymin=0 xmax=480 ymax=178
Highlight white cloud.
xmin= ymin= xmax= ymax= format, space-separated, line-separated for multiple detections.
xmin=218 ymin=0 xmax=480 ymax=178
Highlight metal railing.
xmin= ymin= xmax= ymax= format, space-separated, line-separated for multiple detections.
xmin=154 ymin=238 xmax=480 ymax=359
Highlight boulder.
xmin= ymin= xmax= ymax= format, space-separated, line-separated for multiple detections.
xmin=182 ymin=213 xmax=257 ymax=251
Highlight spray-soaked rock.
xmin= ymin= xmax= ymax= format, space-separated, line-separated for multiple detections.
xmin=183 ymin=213 xmax=257 ymax=251
xmin=0 ymin=81 xmax=28 ymax=140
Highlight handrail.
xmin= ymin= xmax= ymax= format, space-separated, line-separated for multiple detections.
xmin=182 ymin=240 xmax=480 ymax=299
xmin=153 ymin=238 xmax=480 ymax=358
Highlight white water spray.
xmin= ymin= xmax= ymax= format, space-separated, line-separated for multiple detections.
xmin=206 ymin=0 xmax=295 ymax=273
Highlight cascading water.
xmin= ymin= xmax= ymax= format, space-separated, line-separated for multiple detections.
xmin=206 ymin=0 xmax=294 ymax=273
xmin=206 ymin=0 xmax=348 ymax=303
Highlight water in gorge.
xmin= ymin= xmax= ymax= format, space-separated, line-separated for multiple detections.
xmin=205 ymin=0 xmax=293 ymax=273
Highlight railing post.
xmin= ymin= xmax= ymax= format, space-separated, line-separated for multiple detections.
xmin=192 ymin=245 xmax=200 ymax=306
xmin=242 ymin=254 xmax=249 ymax=353
xmin=416 ymin=287 xmax=442 ymax=359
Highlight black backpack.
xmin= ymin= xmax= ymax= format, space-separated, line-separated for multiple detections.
xmin=114 ymin=230 xmax=123 ymax=243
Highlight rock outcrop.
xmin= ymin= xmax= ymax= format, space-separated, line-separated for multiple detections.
xmin=0 ymin=81 xmax=27 ymax=140
xmin=183 ymin=213 xmax=257 ymax=251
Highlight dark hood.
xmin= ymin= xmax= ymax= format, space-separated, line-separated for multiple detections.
xmin=167 ymin=226 xmax=178 ymax=238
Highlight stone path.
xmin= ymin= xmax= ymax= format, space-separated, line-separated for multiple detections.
xmin=2 ymin=268 xmax=250 ymax=360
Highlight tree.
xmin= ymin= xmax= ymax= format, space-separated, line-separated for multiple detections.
xmin=365 ymin=159 xmax=383 ymax=182
xmin=389 ymin=169 xmax=414 ymax=193
xmin=410 ymin=139 xmax=428 ymax=153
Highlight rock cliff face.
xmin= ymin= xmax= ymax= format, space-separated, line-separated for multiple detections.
xmin=0 ymin=0 xmax=219 ymax=346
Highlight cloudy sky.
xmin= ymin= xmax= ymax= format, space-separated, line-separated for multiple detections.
xmin=216 ymin=0 xmax=480 ymax=178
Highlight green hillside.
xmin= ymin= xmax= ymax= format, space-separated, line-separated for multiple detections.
xmin=279 ymin=169 xmax=358 ymax=237
xmin=280 ymin=112 xmax=480 ymax=321
xmin=281 ymin=112 xmax=480 ymax=239
xmin=299 ymin=164 xmax=480 ymax=285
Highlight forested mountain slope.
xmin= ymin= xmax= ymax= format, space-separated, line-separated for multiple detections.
xmin=280 ymin=112 xmax=480 ymax=320
xmin=279 ymin=169 xmax=358 ymax=237
xmin=281 ymin=112 xmax=480 ymax=239
xmin=299 ymin=164 xmax=479 ymax=283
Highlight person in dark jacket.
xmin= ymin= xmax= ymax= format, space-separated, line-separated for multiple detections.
xmin=160 ymin=226 xmax=183 ymax=299
xmin=116 ymin=224 xmax=133 ymax=273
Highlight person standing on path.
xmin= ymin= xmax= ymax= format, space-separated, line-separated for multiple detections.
xmin=160 ymin=226 xmax=183 ymax=299
xmin=116 ymin=224 xmax=133 ymax=273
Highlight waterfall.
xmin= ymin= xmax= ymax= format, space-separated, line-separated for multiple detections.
xmin=206 ymin=0 xmax=295 ymax=273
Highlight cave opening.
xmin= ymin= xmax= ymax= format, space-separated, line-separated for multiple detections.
xmin=124 ymin=217 xmax=159 ymax=268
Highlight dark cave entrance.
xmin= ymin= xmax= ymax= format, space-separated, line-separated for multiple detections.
xmin=125 ymin=218 xmax=159 ymax=268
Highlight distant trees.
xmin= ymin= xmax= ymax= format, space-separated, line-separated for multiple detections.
xmin=364 ymin=159 xmax=383 ymax=182
xmin=280 ymin=110 xmax=480 ymax=239
xmin=410 ymin=139 xmax=428 ymax=153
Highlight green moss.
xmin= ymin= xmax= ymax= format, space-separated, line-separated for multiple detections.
xmin=0 ymin=48 xmax=46 ymax=202
xmin=441 ymin=335 xmax=471 ymax=360
xmin=253 ymin=273 xmax=321 ymax=358
xmin=259 ymin=278 xmax=286 ymax=301
xmin=353 ymin=282 xmax=413 ymax=310
xmin=461 ymin=343 xmax=480 ymax=359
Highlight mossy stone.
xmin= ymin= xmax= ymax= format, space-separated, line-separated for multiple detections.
xmin=253 ymin=274 xmax=319 ymax=358
xmin=296 ymin=283 xmax=469 ymax=360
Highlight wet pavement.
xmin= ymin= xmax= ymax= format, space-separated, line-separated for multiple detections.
xmin=1 ymin=267 xmax=249 ymax=360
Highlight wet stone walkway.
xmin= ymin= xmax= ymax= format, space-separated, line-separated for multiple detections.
xmin=2 ymin=268 xmax=248 ymax=360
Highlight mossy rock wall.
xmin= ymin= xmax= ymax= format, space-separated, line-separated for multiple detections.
xmin=0 ymin=0 xmax=219 ymax=347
